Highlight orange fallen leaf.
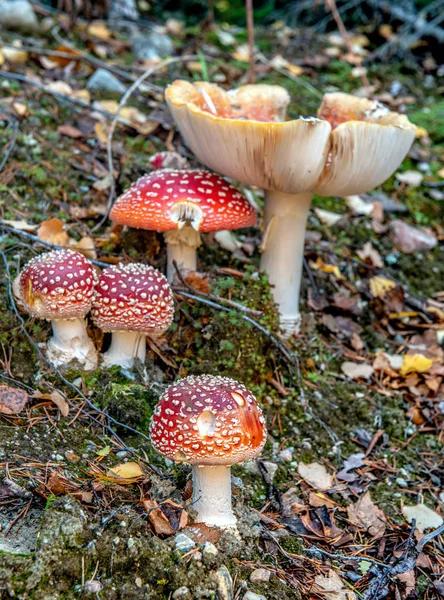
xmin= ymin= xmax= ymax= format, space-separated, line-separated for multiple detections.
xmin=37 ymin=218 xmax=70 ymax=246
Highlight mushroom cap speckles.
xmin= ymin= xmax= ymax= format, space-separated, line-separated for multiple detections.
xmin=109 ymin=169 xmax=257 ymax=233
xmin=149 ymin=375 xmax=267 ymax=466
xmin=91 ymin=263 xmax=174 ymax=334
xmin=17 ymin=249 xmax=96 ymax=320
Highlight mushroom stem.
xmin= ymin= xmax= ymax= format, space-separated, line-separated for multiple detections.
xmin=192 ymin=465 xmax=236 ymax=527
xmin=164 ymin=226 xmax=202 ymax=283
xmin=103 ymin=331 xmax=146 ymax=368
xmin=260 ymin=190 xmax=312 ymax=337
xmin=47 ymin=318 xmax=98 ymax=371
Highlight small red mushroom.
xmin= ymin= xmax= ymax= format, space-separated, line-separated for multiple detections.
xmin=150 ymin=375 xmax=267 ymax=527
xmin=91 ymin=262 xmax=174 ymax=368
xmin=110 ymin=169 xmax=257 ymax=282
xmin=14 ymin=249 xmax=98 ymax=370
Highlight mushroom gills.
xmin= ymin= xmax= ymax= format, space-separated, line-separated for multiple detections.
xmin=169 ymin=201 xmax=204 ymax=231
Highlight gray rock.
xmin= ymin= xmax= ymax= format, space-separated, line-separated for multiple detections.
xmin=172 ymin=587 xmax=191 ymax=599
xmin=243 ymin=461 xmax=278 ymax=484
xmin=202 ymin=542 xmax=218 ymax=558
xmin=174 ymin=533 xmax=195 ymax=553
xmin=133 ymin=31 xmax=173 ymax=61
xmin=0 ymin=0 xmax=39 ymax=32
xmin=244 ymin=593 xmax=268 ymax=600
xmin=214 ymin=566 xmax=233 ymax=600
xmin=250 ymin=568 xmax=271 ymax=583
xmin=87 ymin=69 xmax=127 ymax=95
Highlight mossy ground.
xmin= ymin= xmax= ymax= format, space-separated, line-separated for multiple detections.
xmin=0 ymin=17 xmax=443 ymax=600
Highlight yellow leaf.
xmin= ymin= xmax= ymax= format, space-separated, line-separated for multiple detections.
xmin=88 ymin=21 xmax=111 ymax=40
xmin=109 ymin=462 xmax=144 ymax=480
xmin=286 ymin=63 xmax=303 ymax=77
xmin=0 ymin=49 xmax=4 ymax=67
xmin=369 ymin=276 xmax=396 ymax=299
xmin=415 ymin=126 xmax=428 ymax=139
xmin=13 ymin=102 xmax=28 ymax=117
xmin=437 ymin=167 xmax=444 ymax=178
xmin=94 ymin=122 xmax=108 ymax=144
xmin=37 ymin=218 xmax=70 ymax=246
xmin=399 ymin=354 xmax=433 ymax=377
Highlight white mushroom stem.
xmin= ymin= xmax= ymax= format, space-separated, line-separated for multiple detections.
xmin=192 ymin=465 xmax=236 ymax=527
xmin=102 ymin=331 xmax=146 ymax=368
xmin=164 ymin=226 xmax=202 ymax=283
xmin=47 ymin=318 xmax=98 ymax=371
xmin=260 ymin=190 xmax=312 ymax=337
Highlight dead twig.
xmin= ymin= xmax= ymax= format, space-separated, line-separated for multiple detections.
xmin=246 ymin=0 xmax=256 ymax=84
xmin=0 ymin=118 xmax=19 ymax=174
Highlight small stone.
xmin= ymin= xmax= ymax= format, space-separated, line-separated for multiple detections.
xmin=0 ymin=0 xmax=39 ymax=32
xmin=87 ymin=69 xmax=127 ymax=95
xmin=174 ymin=533 xmax=195 ymax=553
xmin=172 ymin=586 xmax=191 ymax=599
xmin=214 ymin=566 xmax=233 ymax=600
xmin=279 ymin=449 xmax=293 ymax=462
xmin=396 ymin=478 xmax=408 ymax=488
xmin=127 ymin=537 xmax=135 ymax=549
xmin=133 ymin=31 xmax=173 ymax=61
xmin=83 ymin=580 xmax=103 ymax=594
xmin=250 ymin=568 xmax=271 ymax=583
xmin=244 ymin=593 xmax=268 ymax=600
xmin=202 ymin=542 xmax=218 ymax=557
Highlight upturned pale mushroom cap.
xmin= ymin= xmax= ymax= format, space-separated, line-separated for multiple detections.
xmin=91 ymin=263 xmax=174 ymax=334
xmin=110 ymin=169 xmax=256 ymax=233
xmin=16 ymin=249 xmax=96 ymax=320
xmin=165 ymin=81 xmax=416 ymax=197
xmin=150 ymin=375 xmax=267 ymax=466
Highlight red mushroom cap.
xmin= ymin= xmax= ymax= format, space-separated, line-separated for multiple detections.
xmin=17 ymin=249 xmax=96 ymax=320
xmin=150 ymin=375 xmax=267 ymax=466
xmin=91 ymin=263 xmax=174 ymax=334
xmin=109 ymin=169 xmax=257 ymax=233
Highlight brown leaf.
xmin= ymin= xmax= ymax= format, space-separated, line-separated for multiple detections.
xmin=0 ymin=384 xmax=28 ymax=414
xmin=47 ymin=471 xmax=69 ymax=495
xmin=37 ymin=218 xmax=70 ymax=246
xmin=57 ymin=124 xmax=84 ymax=139
xmin=109 ymin=462 xmax=144 ymax=480
xmin=49 ymin=391 xmax=70 ymax=416
xmin=347 ymin=491 xmax=386 ymax=537
xmin=357 ymin=241 xmax=383 ymax=268
xmin=143 ymin=499 xmax=174 ymax=535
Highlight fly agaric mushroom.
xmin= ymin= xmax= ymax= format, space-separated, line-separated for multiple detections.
xmin=91 ymin=262 xmax=174 ymax=368
xmin=109 ymin=169 xmax=257 ymax=282
xmin=165 ymin=81 xmax=416 ymax=335
xmin=150 ymin=374 xmax=267 ymax=528
xmin=14 ymin=249 xmax=98 ymax=370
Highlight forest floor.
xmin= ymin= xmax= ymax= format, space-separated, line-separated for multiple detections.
xmin=0 ymin=7 xmax=443 ymax=600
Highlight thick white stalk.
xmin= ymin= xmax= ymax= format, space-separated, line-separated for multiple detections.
xmin=47 ymin=318 xmax=97 ymax=371
xmin=102 ymin=331 xmax=145 ymax=368
xmin=192 ymin=465 xmax=236 ymax=527
xmin=260 ymin=190 xmax=312 ymax=336
xmin=164 ymin=226 xmax=201 ymax=283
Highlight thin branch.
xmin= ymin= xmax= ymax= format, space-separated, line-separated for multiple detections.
xmin=246 ymin=0 xmax=256 ymax=84
xmin=0 ymin=118 xmax=19 ymax=173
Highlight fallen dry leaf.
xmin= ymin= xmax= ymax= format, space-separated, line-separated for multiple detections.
xmin=391 ymin=220 xmax=437 ymax=254
xmin=314 ymin=570 xmax=357 ymax=600
xmin=402 ymin=503 xmax=443 ymax=532
xmin=341 ymin=362 xmax=374 ymax=380
xmin=0 ymin=385 xmax=28 ymax=414
xmin=1 ymin=219 xmax=37 ymax=232
xmin=109 ymin=462 xmax=144 ymax=480
xmin=298 ymin=462 xmax=333 ymax=491
xmin=357 ymin=241 xmax=383 ymax=268
xmin=57 ymin=124 xmax=84 ymax=139
xmin=399 ymin=354 xmax=433 ymax=377
xmin=37 ymin=218 xmax=70 ymax=246
xmin=369 ymin=276 xmax=396 ymax=299
xmin=347 ymin=491 xmax=386 ymax=537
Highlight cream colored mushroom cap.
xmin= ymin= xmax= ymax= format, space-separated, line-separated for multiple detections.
xmin=165 ymin=82 xmax=417 ymax=197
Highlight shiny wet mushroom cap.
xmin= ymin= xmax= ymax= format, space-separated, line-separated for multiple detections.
xmin=109 ymin=169 xmax=257 ymax=233
xmin=16 ymin=249 xmax=96 ymax=320
xmin=150 ymin=374 xmax=266 ymax=466
xmin=92 ymin=262 xmax=174 ymax=334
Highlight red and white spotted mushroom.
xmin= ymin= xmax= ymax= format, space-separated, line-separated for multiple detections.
xmin=110 ymin=169 xmax=257 ymax=282
xmin=14 ymin=249 xmax=98 ymax=370
xmin=91 ymin=263 xmax=174 ymax=368
xmin=150 ymin=375 xmax=267 ymax=527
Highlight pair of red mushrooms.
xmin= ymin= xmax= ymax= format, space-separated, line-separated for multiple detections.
xmin=14 ymin=249 xmax=174 ymax=370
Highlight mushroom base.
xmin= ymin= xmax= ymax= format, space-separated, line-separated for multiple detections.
xmin=102 ymin=331 xmax=146 ymax=369
xmin=192 ymin=465 xmax=236 ymax=528
xmin=260 ymin=190 xmax=312 ymax=337
xmin=164 ymin=226 xmax=202 ymax=283
xmin=47 ymin=318 xmax=98 ymax=371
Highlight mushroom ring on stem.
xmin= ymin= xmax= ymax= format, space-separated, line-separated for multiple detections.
xmin=150 ymin=375 xmax=267 ymax=528
xmin=91 ymin=263 xmax=174 ymax=368
xmin=165 ymin=81 xmax=417 ymax=335
xmin=109 ymin=169 xmax=257 ymax=283
xmin=14 ymin=249 xmax=98 ymax=370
